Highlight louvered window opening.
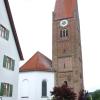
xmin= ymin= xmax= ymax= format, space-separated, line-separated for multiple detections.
xmin=60 ymin=29 xmax=68 ymax=38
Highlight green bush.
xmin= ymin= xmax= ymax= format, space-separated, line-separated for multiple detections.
xmin=92 ymin=90 xmax=100 ymax=100
xmin=86 ymin=95 xmax=92 ymax=100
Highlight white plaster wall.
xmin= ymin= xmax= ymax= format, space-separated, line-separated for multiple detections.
xmin=18 ymin=71 xmax=54 ymax=100
xmin=0 ymin=0 xmax=20 ymax=100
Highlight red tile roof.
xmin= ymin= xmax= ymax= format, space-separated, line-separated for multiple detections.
xmin=4 ymin=0 xmax=24 ymax=60
xmin=54 ymin=0 xmax=77 ymax=20
xmin=19 ymin=52 xmax=53 ymax=72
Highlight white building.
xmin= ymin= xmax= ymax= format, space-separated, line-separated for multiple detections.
xmin=0 ymin=0 xmax=23 ymax=100
xmin=18 ymin=52 xmax=54 ymax=100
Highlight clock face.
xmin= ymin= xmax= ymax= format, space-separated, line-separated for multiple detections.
xmin=60 ymin=20 xmax=68 ymax=27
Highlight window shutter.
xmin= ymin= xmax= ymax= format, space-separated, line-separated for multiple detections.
xmin=10 ymin=85 xmax=13 ymax=97
xmin=1 ymin=83 xmax=4 ymax=96
xmin=3 ymin=55 xmax=7 ymax=68
xmin=12 ymin=60 xmax=15 ymax=71
xmin=0 ymin=83 xmax=1 ymax=96
xmin=6 ymin=30 xmax=9 ymax=40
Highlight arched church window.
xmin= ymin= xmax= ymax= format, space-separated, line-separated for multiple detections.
xmin=42 ymin=80 xmax=47 ymax=97
xmin=60 ymin=29 xmax=68 ymax=38
xmin=21 ymin=79 xmax=29 ymax=98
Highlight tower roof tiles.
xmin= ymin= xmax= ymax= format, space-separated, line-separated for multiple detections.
xmin=54 ymin=0 xmax=77 ymax=20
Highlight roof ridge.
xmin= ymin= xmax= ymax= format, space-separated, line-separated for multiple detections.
xmin=19 ymin=51 xmax=52 ymax=72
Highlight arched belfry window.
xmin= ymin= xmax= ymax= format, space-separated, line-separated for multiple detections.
xmin=42 ymin=80 xmax=47 ymax=97
xmin=60 ymin=29 xmax=68 ymax=38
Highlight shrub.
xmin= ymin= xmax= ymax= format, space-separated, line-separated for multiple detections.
xmin=92 ymin=90 xmax=100 ymax=100
xmin=51 ymin=84 xmax=76 ymax=100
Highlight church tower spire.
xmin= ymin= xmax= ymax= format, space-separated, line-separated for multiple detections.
xmin=52 ymin=0 xmax=84 ymax=96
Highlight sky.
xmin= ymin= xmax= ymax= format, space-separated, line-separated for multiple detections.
xmin=8 ymin=0 xmax=100 ymax=92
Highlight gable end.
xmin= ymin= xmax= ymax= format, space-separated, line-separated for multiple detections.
xmin=4 ymin=0 xmax=24 ymax=60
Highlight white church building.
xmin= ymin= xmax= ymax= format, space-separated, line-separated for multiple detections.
xmin=18 ymin=52 xmax=54 ymax=100
xmin=0 ymin=0 xmax=23 ymax=100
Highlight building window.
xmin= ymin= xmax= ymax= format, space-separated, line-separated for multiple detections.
xmin=3 ymin=55 xmax=15 ymax=71
xmin=42 ymin=80 xmax=47 ymax=97
xmin=60 ymin=29 xmax=68 ymax=38
xmin=0 ymin=25 xmax=9 ymax=40
xmin=64 ymin=63 xmax=65 ymax=69
xmin=67 ymin=74 xmax=71 ymax=82
xmin=0 ymin=83 xmax=13 ymax=97
xmin=80 ymin=73 xmax=82 ymax=79
xmin=21 ymin=79 xmax=29 ymax=98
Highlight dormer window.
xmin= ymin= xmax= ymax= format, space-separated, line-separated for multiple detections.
xmin=60 ymin=29 xmax=68 ymax=38
xmin=0 ymin=24 xmax=9 ymax=40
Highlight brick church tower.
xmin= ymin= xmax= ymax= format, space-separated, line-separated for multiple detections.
xmin=52 ymin=0 xmax=84 ymax=95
